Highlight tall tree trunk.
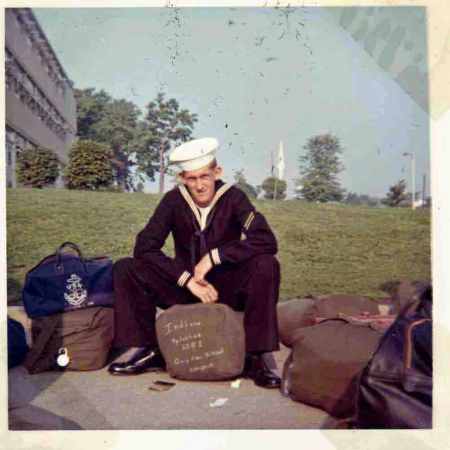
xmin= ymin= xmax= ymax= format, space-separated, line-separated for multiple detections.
xmin=159 ymin=140 xmax=165 ymax=193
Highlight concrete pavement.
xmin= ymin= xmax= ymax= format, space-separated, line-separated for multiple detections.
xmin=7 ymin=305 xmax=330 ymax=430
xmin=8 ymin=345 xmax=329 ymax=430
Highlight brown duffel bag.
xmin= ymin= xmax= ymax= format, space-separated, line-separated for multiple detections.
xmin=281 ymin=318 xmax=383 ymax=418
xmin=24 ymin=307 xmax=114 ymax=373
xmin=277 ymin=295 xmax=391 ymax=347
xmin=315 ymin=294 xmax=389 ymax=317
xmin=277 ymin=298 xmax=317 ymax=347
xmin=156 ymin=303 xmax=245 ymax=381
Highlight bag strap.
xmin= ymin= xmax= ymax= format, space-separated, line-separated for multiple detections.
xmin=24 ymin=315 xmax=60 ymax=374
xmin=56 ymin=242 xmax=87 ymax=273
xmin=56 ymin=242 xmax=83 ymax=260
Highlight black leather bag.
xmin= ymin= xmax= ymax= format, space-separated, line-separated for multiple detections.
xmin=354 ymin=286 xmax=432 ymax=429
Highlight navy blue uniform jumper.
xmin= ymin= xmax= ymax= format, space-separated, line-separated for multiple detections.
xmin=113 ymin=180 xmax=280 ymax=353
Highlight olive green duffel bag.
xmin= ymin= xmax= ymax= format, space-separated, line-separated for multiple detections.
xmin=281 ymin=318 xmax=383 ymax=418
xmin=156 ymin=303 xmax=245 ymax=381
xmin=24 ymin=306 xmax=114 ymax=373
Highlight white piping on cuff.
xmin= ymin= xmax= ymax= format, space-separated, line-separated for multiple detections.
xmin=177 ymin=270 xmax=191 ymax=287
xmin=211 ymin=248 xmax=221 ymax=265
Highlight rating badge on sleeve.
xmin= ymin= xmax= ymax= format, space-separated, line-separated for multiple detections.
xmin=64 ymin=273 xmax=88 ymax=307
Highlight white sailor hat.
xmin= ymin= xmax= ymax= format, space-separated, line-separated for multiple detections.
xmin=169 ymin=137 xmax=219 ymax=172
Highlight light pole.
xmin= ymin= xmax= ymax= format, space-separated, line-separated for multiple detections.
xmin=402 ymin=152 xmax=416 ymax=210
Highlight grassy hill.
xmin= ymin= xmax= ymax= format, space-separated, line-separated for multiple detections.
xmin=6 ymin=188 xmax=431 ymax=304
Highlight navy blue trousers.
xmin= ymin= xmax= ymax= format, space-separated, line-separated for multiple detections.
xmin=112 ymin=254 xmax=280 ymax=353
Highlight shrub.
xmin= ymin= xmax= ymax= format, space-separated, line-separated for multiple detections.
xmin=16 ymin=147 xmax=59 ymax=188
xmin=261 ymin=176 xmax=287 ymax=200
xmin=382 ymin=179 xmax=407 ymax=207
xmin=65 ymin=140 xmax=114 ymax=190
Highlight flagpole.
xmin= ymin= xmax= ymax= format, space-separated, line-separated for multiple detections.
xmin=270 ymin=149 xmax=274 ymax=177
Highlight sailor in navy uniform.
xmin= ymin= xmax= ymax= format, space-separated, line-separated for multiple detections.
xmin=109 ymin=137 xmax=281 ymax=388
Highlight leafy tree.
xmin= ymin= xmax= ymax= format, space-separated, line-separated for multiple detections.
xmin=93 ymin=99 xmax=141 ymax=190
xmin=297 ymin=133 xmax=345 ymax=202
xmin=16 ymin=147 xmax=59 ymax=188
xmin=74 ymin=88 xmax=141 ymax=190
xmin=261 ymin=176 xmax=287 ymax=200
xmin=382 ymin=179 xmax=407 ymax=207
xmin=65 ymin=140 xmax=114 ymax=190
xmin=74 ymin=88 xmax=198 ymax=192
xmin=74 ymin=88 xmax=111 ymax=140
xmin=234 ymin=169 xmax=258 ymax=199
xmin=142 ymin=92 xmax=198 ymax=193
xmin=129 ymin=120 xmax=160 ymax=182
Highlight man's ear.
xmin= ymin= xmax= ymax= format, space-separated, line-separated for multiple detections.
xmin=177 ymin=172 xmax=186 ymax=184
xmin=213 ymin=166 xmax=223 ymax=180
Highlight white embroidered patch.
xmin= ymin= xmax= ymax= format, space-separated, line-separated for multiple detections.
xmin=64 ymin=273 xmax=87 ymax=307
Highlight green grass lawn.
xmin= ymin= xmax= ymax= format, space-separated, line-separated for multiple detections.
xmin=6 ymin=188 xmax=431 ymax=304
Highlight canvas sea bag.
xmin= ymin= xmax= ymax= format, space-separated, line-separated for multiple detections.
xmin=24 ymin=306 xmax=114 ymax=373
xmin=277 ymin=294 xmax=393 ymax=348
xmin=314 ymin=294 xmax=391 ymax=318
xmin=277 ymin=297 xmax=317 ymax=347
xmin=281 ymin=318 xmax=384 ymax=418
xmin=156 ymin=303 xmax=245 ymax=380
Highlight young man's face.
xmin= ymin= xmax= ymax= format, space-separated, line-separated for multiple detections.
xmin=180 ymin=164 xmax=222 ymax=207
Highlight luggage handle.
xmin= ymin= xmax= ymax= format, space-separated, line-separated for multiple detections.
xmin=55 ymin=242 xmax=86 ymax=273
xmin=403 ymin=318 xmax=432 ymax=370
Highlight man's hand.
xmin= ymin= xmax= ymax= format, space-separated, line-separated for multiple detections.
xmin=186 ymin=278 xmax=218 ymax=304
xmin=194 ymin=253 xmax=213 ymax=283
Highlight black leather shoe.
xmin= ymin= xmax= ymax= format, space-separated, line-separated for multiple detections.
xmin=108 ymin=347 xmax=166 ymax=376
xmin=242 ymin=353 xmax=281 ymax=389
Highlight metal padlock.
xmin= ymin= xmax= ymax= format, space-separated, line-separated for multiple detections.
xmin=56 ymin=347 xmax=70 ymax=368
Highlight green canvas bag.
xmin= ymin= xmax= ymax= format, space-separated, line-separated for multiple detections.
xmin=24 ymin=306 xmax=114 ymax=373
xmin=156 ymin=303 xmax=245 ymax=381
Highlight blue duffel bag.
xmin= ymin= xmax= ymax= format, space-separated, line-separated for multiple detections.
xmin=23 ymin=242 xmax=115 ymax=318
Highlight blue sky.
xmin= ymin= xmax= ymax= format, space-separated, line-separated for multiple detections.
xmin=34 ymin=7 xmax=430 ymax=197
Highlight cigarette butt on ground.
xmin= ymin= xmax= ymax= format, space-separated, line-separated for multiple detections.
xmin=148 ymin=380 xmax=176 ymax=392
